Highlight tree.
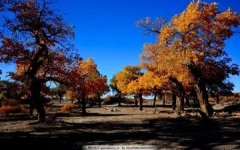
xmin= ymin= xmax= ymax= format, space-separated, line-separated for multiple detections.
xmin=141 ymin=1 xmax=240 ymax=118
xmin=116 ymin=66 xmax=143 ymax=110
xmin=69 ymin=58 xmax=107 ymax=115
xmin=0 ymin=80 xmax=18 ymax=100
xmin=135 ymin=71 xmax=168 ymax=107
xmin=94 ymin=74 xmax=109 ymax=107
xmin=110 ymin=75 xmax=122 ymax=106
xmin=0 ymin=0 xmax=74 ymax=122
xmin=136 ymin=17 xmax=166 ymax=34
xmin=52 ymin=84 xmax=66 ymax=103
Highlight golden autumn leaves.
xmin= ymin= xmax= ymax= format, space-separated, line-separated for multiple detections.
xmin=0 ymin=0 xmax=239 ymax=120
xmin=114 ymin=1 xmax=240 ymax=117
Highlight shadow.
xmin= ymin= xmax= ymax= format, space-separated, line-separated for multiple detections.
xmin=49 ymin=112 xmax=130 ymax=117
xmin=0 ymin=113 xmax=34 ymax=122
xmin=143 ymin=104 xmax=173 ymax=108
xmin=0 ymin=114 xmax=240 ymax=149
xmin=215 ymin=103 xmax=240 ymax=114
xmin=83 ymin=113 xmax=131 ymax=117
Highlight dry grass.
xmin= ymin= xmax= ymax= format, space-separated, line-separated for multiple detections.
xmin=0 ymin=105 xmax=26 ymax=115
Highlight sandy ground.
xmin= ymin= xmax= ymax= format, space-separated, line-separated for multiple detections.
xmin=0 ymin=101 xmax=240 ymax=150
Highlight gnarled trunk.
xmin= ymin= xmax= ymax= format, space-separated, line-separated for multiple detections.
xmin=30 ymin=79 xmax=45 ymax=122
xmin=169 ymin=77 xmax=185 ymax=114
xmin=187 ymin=63 xmax=213 ymax=119
xmin=195 ymin=82 xmax=213 ymax=119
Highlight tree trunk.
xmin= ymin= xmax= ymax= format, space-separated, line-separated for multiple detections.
xmin=172 ymin=93 xmax=176 ymax=110
xmin=195 ymin=83 xmax=213 ymax=119
xmin=29 ymin=99 xmax=34 ymax=116
xmin=30 ymin=79 xmax=45 ymax=122
xmin=176 ymin=96 xmax=184 ymax=115
xmin=153 ymin=92 xmax=157 ymax=107
xmin=81 ymin=93 xmax=87 ymax=116
xmin=185 ymin=96 xmax=191 ymax=107
xmin=118 ymin=93 xmax=122 ymax=106
xmin=216 ymin=95 xmax=220 ymax=104
xmin=163 ymin=92 xmax=166 ymax=106
xmin=98 ymin=93 xmax=101 ymax=108
xmin=59 ymin=95 xmax=62 ymax=103
xmin=118 ymin=98 xmax=121 ymax=106
xmin=134 ymin=95 xmax=138 ymax=107
xmin=139 ymin=93 xmax=143 ymax=111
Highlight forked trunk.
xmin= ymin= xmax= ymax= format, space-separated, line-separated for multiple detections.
xmin=195 ymin=83 xmax=213 ymax=119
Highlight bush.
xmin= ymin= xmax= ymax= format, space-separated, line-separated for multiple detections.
xmin=61 ymin=104 xmax=76 ymax=112
xmin=103 ymin=95 xmax=119 ymax=105
xmin=0 ymin=105 xmax=26 ymax=115
xmin=234 ymin=93 xmax=240 ymax=98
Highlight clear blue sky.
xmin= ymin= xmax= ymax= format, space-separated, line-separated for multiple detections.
xmin=1 ymin=0 xmax=240 ymax=92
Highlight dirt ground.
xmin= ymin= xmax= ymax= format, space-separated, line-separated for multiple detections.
xmin=0 ymin=100 xmax=240 ymax=150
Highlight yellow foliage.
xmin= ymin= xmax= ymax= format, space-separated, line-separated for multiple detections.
xmin=172 ymin=2 xmax=200 ymax=32
xmin=159 ymin=25 xmax=175 ymax=44
xmin=116 ymin=66 xmax=141 ymax=94
xmin=141 ymin=1 xmax=240 ymax=92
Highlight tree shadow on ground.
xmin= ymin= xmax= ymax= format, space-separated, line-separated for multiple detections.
xmin=0 ymin=115 xmax=240 ymax=149
xmin=0 ymin=113 xmax=34 ymax=122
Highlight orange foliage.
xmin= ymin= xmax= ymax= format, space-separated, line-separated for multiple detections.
xmin=0 ymin=105 xmax=26 ymax=115
xmin=141 ymin=1 xmax=240 ymax=93
xmin=115 ymin=66 xmax=142 ymax=94
xmin=60 ymin=104 xmax=76 ymax=112
xmin=69 ymin=58 xmax=108 ymax=99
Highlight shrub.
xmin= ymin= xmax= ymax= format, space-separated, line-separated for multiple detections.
xmin=61 ymin=104 xmax=76 ymax=112
xmin=103 ymin=95 xmax=118 ymax=105
xmin=0 ymin=105 xmax=26 ymax=115
xmin=234 ymin=93 xmax=240 ymax=98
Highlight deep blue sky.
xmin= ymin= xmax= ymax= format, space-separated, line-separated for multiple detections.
xmin=1 ymin=0 xmax=240 ymax=92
